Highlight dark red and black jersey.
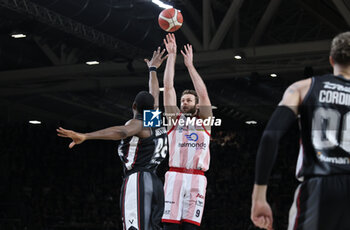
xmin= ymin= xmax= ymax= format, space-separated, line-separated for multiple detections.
xmin=297 ymin=74 xmax=350 ymax=180
xmin=118 ymin=115 xmax=168 ymax=175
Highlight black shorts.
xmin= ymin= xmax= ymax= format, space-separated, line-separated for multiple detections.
xmin=288 ymin=174 xmax=350 ymax=230
xmin=120 ymin=170 xmax=164 ymax=230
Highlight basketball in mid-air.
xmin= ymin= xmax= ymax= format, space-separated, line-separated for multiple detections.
xmin=158 ymin=8 xmax=183 ymax=32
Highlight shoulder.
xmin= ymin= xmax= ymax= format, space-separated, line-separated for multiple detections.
xmin=122 ymin=119 xmax=148 ymax=138
xmin=279 ymin=78 xmax=312 ymax=114
xmin=283 ymin=78 xmax=312 ymax=100
xmin=287 ymin=78 xmax=312 ymax=93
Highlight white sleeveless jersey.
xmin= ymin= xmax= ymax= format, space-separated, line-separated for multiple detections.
xmin=167 ymin=114 xmax=211 ymax=171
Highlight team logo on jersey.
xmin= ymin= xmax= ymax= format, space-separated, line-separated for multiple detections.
xmin=143 ymin=109 xmax=161 ymax=127
xmin=185 ymin=133 xmax=199 ymax=141
xmin=179 ymin=133 xmax=206 ymax=149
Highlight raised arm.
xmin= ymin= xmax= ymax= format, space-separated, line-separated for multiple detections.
xmin=181 ymin=44 xmax=212 ymax=119
xmin=57 ymin=119 xmax=143 ymax=148
xmin=163 ymin=33 xmax=180 ymax=115
xmin=144 ymin=47 xmax=168 ymax=108
xmin=250 ymin=79 xmax=311 ymax=230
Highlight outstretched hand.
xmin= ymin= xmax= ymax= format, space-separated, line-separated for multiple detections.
xmin=251 ymin=200 xmax=274 ymax=230
xmin=144 ymin=47 xmax=168 ymax=69
xmin=57 ymin=127 xmax=86 ymax=148
xmin=181 ymin=44 xmax=194 ymax=68
xmin=163 ymin=33 xmax=177 ymax=55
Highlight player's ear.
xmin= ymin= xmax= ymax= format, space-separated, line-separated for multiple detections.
xmin=132 ymin=102 xmax=137 ymax=111
xmin=329 ymin=56 xmax=335 ymax=67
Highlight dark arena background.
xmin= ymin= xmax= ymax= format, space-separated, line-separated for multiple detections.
xmin=0 ymin=0 xmax=349 ymax=229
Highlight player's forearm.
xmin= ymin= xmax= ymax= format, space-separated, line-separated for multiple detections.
xmin=85 ymin=126 xmax=128 ymax=141
xmin=187 ymin=65 xmax=210 ymax=100
xmin=163 ymin=54 xmax=176 ymax=90
xmin=252 ymin=184 xmax=267 ymax=201
xmin=149 ymin=71 xmax=159 ymax=108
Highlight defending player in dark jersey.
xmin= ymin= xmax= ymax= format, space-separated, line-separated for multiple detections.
xmin=57 ymin=47 xmax=168 ymax=230
xmin=251 ymin=31 xmax=350 ymax=230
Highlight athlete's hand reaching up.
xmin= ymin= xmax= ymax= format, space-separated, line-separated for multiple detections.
xmin=164 ymin=33 xmax=177 ymax=55
xmin=144 ymin=46 xmax=168 ymax=69
xmin=181 ymin=44 xmax=194 ymax=68
xmin=251 ymin=199 xmax=274 ymax=230
xmin=57 ymin=127 xmax=86 ymax=148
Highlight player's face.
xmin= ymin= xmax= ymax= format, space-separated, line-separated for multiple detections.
xmin=180 ymin=94 xmax=197 ymax=114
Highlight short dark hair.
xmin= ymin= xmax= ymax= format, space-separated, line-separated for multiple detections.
xmin=181 ymin=89 xmax=198 ymax=104
xmin=134 ymin=91 xmax=154 ymax=113
xmin=330 ymin=32 xmax=350 ymax=65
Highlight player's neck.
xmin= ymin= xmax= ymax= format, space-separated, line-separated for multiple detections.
xmin=334 ymin=65 xmax=350 ymax=79
xmin=133 ymin=111 xmax=140 ymax=119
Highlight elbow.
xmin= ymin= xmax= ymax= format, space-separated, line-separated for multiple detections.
xmin=150 ymin=90 xmax=159 ymax=98
xmin=116 ymin=129 xmax=128 ymax=140
xmin=261 ymin=130 xmax=279 ymax=143
xmin=163 ymin=85 xmax=174 ymax=91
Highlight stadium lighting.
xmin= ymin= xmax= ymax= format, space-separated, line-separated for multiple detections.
xmin=86 ymin=61 xmax=99 ymax=65
xmin=159 ymin=87 xmax=164 ymax=91
xmin=245 ymin=120 xmax=257 ymax=125
xmin=233 ymin=50 xmax=245 ymax=60
xmin=11 ymin=33 xmax=26 ymax=39
xmin=212 ymin=106 xmax=218 ymax=109
xmin=29 ymin=120 xmax=42 ymax=125
xmin=270 ymin=73 xmax=277 ymax=77
xmin=152 ymin=0 xmax=173 ymax=9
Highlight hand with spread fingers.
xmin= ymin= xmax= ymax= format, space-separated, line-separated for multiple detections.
xmin=251 ymin=199 xmax=274 ymax=230
xmin=57 ymin=127 xmax=86 ymax=149
xmin=144 ymin=46 xmax=168 ymax=69
xmin=181 ymin=44 xmax=194 ymax=68
xmin=163 ymin=33 xmax=177 ymax=55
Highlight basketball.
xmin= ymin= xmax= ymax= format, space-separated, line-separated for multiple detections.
xmin=158 ymin=8 xmax=183 ymax=32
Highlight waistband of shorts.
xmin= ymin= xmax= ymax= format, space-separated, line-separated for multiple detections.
xmin=124 ymin=167 xmax=156 ymax=178
xmin=169 ymin=167 xmax=205 ymax=175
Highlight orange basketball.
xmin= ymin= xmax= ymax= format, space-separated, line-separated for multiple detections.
xmin=158 ymin=8 xmax=183 ymax=32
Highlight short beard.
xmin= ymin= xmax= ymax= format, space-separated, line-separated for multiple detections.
xmin=182 ymin=106 xmax=197 ymax=117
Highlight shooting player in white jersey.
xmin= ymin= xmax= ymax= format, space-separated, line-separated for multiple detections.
xmin=161 ymin=33 xmax=213 ymax=230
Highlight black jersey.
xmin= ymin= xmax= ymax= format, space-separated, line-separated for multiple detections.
xmin=297 ymin=74 xmax=350 ymax=180
xmin=118 ymin=115 xmax=168 ymax=175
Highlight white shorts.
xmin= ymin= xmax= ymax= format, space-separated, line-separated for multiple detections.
xmin=161 ymin=169 xmax=207 ymax=226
